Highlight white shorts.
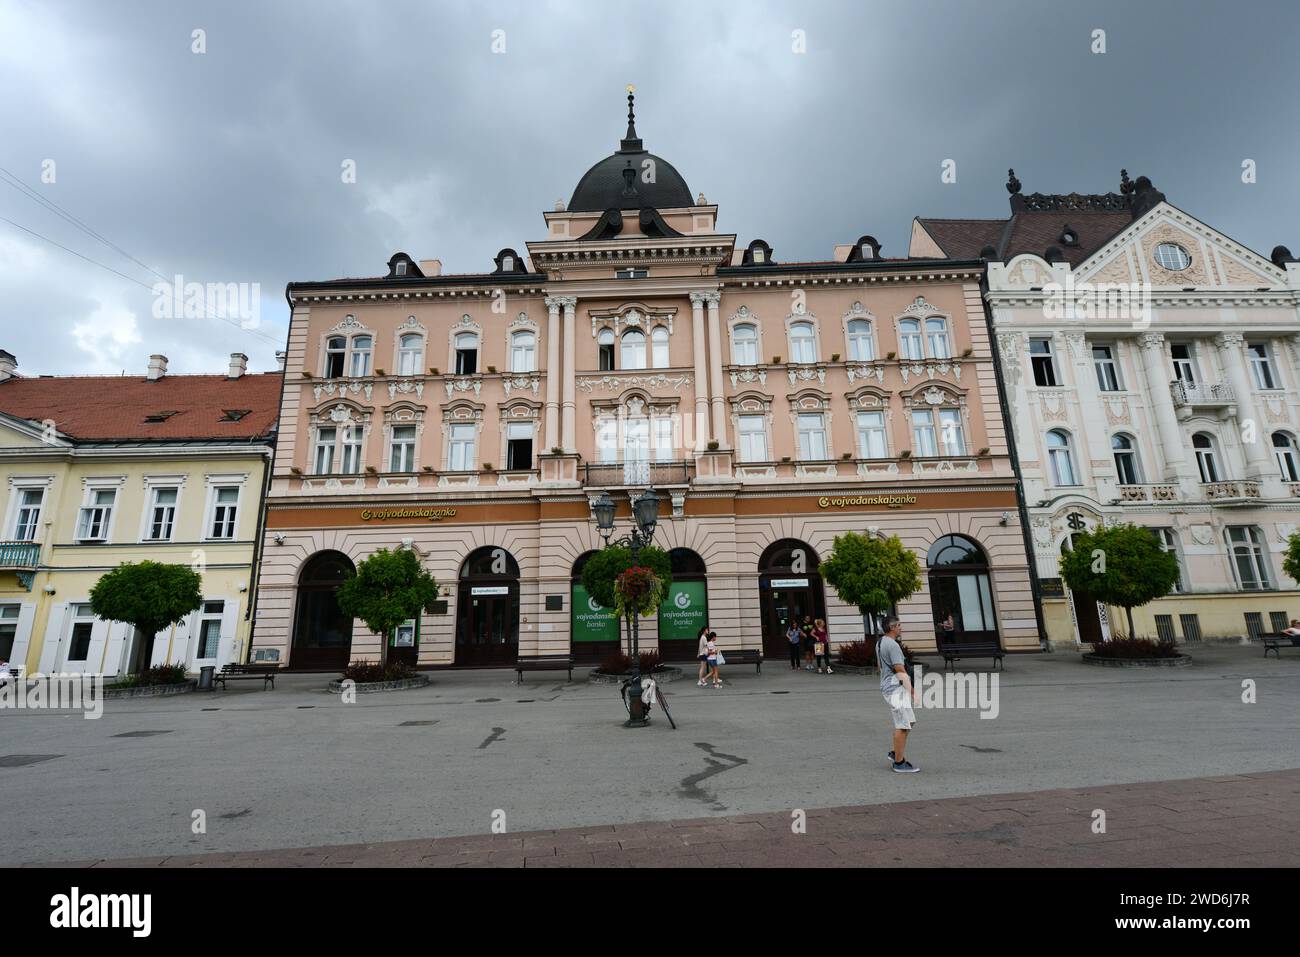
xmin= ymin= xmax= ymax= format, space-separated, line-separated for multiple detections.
xmin=883 ymin=688 xmax=915 ymax=730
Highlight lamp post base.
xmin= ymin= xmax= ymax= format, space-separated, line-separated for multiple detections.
xmin=623 ymin=716 xmax=651 ymax=729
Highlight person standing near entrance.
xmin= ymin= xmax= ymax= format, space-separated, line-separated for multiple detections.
xmin=813 ymin=618 xmax=833 ymax=674
xmin=877 ymin=616 xmax=919 ymax=773
xmin=696 ymin=625 xmax=711 ymax=686
xmin=705 ymin=631 xmax=721 ymax=688
xmin=786 ymin=619 xmax=802 ymax=670
xmin=801 ymin=615 xmax=816 ymax=671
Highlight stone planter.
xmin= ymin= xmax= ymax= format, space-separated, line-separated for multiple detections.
xmin=830 ymin=661 xmax=876 ymax=676
xmin=327 ymin=675 xmax=431 ymax=694
xmin=587 ymin=666 xmax=683 ymax=686
xmin=103 ymin=680 xmax=197 ymax=699
xmin=1081 ymin=653 xmax=1192 ymax=668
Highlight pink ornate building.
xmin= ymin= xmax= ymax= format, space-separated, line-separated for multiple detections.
xmin=251 ymin=95 xmax=1038 ymax=669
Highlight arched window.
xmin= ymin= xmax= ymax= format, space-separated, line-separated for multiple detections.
xmin=847 ymin=319 xmax=874 ymax=361
xmin=732 ymin=323 xmax=758 ymax=365
xmin=1112 ymin=433 xmax=1142 ymax=485
xmin=454 ymin=332 xmax=479 ymax=375
xmin=398 ymin=333 xmax=423 ymax=376
xmin=622 ymin=329 xmax=647 ymax=370
xmin=927 ymin=535 xmax=998 ymax=642
xmin=651 ymin=326 xmax=670 ymax=368
xmin=325 ymin=336 xmax=346 ymax=378
xmin=898 ymin=319 xmax=923 ymax=361
xmin=789 ymin=322 xmax=817 ymax=364
xmin=1274 ymin=431 xmax=1299 ymax=482
xmin=510 ymin=331 xmax=536 ymax=373
xmin=1225 ymin=526 xmax=1272 ymax=591
xmin=1193 ymin=432 xmax=1219 ymax=483
xmin=925 ymin=317 xmax=950 ymax=359
xmin=598 ymin=328 xmax=616 ymax=371
xmin=349 ymin=336 xmax=372 ymax=377
xmin=460 ymin=546 xmax=520 ymax=579
xmin=1047 ymin=430 xmax=1078 ymax=486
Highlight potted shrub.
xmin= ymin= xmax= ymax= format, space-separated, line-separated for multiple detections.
xmin=1059 ymin=523 xmax=1180 ymax=643
xmin=707 ymin=440 xmax=720 ymax=451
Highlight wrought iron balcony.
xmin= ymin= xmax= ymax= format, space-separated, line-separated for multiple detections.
xmin=583 ymin=460 xmax=692 ymax=488
xmin=1170 ymin=381 xmax=1235 ymax=409
xmin=0 ymin=540 xmax=40 ymax=591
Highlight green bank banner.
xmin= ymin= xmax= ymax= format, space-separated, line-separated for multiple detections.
xmin=572 ymin=585 xmax=620 ymax=643
xmin=658 ymin=580 xmax=708 ymax=641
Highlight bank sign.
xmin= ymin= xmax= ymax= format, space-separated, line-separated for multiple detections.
xmin=571 ymin=584 xmax=619 ymax=643
xmin=658 ymin=581 xmax=708 ymax=641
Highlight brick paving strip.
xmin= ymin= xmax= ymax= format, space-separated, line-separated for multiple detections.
xmin=49 ymin=769 xmax=1300 ymax=868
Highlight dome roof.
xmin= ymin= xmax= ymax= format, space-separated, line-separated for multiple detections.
xmin=567 ymin=91 xmax=693 ymax=213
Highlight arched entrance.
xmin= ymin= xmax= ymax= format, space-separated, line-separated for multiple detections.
xmin=571 ymin=550 xmax=621 ymax=664
xmin=758 ymin=539 xmax=826 ymax=659
xmin=1062 ymin=534 xmax=1106 ymax=644
xmin=926 ymin=535 xmax=1000 ymax=645
xmin=455 ymin=546 xmax=520 ymax=666
xmin=658 ymin=548 xmax=709 ymax=661
xmin=291 ymin=551 xmax=355 ymax=671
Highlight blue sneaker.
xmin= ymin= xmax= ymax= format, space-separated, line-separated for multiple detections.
xmin=891 ymin=760 xmax=920 ymax=773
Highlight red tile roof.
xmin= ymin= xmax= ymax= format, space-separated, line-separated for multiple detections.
xmin=0 ymin=373 xmax=282 ymax=443
xmin=918 ymin=210 xmax=1133 ymax=267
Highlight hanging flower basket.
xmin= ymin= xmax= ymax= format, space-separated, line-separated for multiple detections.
xmin=614 ymin=565 xmax=664 ymax=619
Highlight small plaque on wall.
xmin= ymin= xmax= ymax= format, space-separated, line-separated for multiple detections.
xmin=429 ymin=600 xmax=449 ymax=615
xmin=545 ymin=595 xmax=564 ymax=612
xmin=1039 ymin=578 xmax=1065 ymax=599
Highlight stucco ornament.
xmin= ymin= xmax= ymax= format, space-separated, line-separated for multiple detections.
xmin=1189 ymin=524 xmax=1215 ymax=546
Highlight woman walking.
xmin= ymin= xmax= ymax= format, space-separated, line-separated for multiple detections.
xmin=785 ymin=619 xmax=802 ymax=670
xmin=813 ymin=618 xmax=833 ymax=674
xmin=696 ymin=625 xmax=711 ymax=686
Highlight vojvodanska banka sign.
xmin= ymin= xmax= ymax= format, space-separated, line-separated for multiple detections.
xmin=360 ymin=506 xmax=459 ymax=522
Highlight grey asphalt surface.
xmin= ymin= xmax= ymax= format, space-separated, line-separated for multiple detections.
xmin=2 ymin=643 xmax=1296 ymax=866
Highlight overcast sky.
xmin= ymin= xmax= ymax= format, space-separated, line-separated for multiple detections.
xmin=3 ymin=0 xmax=1298 ymax=377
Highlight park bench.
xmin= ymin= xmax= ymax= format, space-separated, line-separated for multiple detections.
xmin=1255 ymin=632 xmax=1300 ymax=659
xmin=515 ymin=654 xmax=574 ymax=684
xmin=934 ymin=638 xmax=1004 ymax=672
xmin=719 ymin=648 xmax=763 ymax=675
xmin=213 ymin=662 xmax=279 ymax=690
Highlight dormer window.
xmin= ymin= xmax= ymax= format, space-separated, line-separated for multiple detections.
xmin=144 ymin=410 xmax=179 ymax=423
xmin=501 ymin=255 xmax=514 ymax=271
xmin=752 ymin=249 xmax=765 ymax=264
xmin=1059 ymin=225 xmax=1079 ymax=247
xmin=860 ymin=242 xmax=874 ymax=259
xmin=395 ymin=260 xmax=408 ymax=276
xmin=220 ymin=409 xmax=250 ymax=422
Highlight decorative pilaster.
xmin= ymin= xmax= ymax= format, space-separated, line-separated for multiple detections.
xmin=703 ymin=292 xmax=727 ymax=447
xmin=1214 ymin=331 xmax=1271 ymax=480
xmin=1137 ymin=333 xmax=1194 ymax=481
xmin=543 ymin=297 xmax=562 ymax=451
xmin=1064 ymin=331 xmax=1115 ymax=488
xmin=557 ymin=296 xmax=578 ymax=452
xmin=689 ymin=292 xmax=711 ymax=450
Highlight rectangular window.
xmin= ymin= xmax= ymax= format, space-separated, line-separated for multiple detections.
xmin=596 ymin=419 xmax=618 ymax=463
xmin=1092 ymin=344 xmax=1121 ymax=391
xmin=653 ymin=417 xmax=674 ymax=462
xmin=389 ymin=425 xmax=417 ymax=472
xmin=797 ymin=413 xmax=828 ymax=460
xmin=448 ymin=423 xmax=476 ymax=471
xmin=13 ymin=488 xmax=43 ymax=541
xmin=1249 ymin=342 xmax=1277 ymax=390
xmin=856 ymin=411 xmax=888 ymax=459
xmin=68 ymin=604 xmax=94 ymax=662
xmin=313 ymin=427 xmax=337 ymax=475
xmin=196 ymin=600 xmax=224 ymax=659
xmin=738 ymin=415 xmax=767 ymax=463
xmin=76 ymin=488 xmax=116 ymax=541
xmin=506 ymin=422 xmax=534 ymax=470
xmin=912 ymin=410 xmax=938 ymax=457
xmin=349 ymin=338 xmax=372 ymax=377
xmin=209 ymin=487 xmax=239 ymax=539
xmin=1030 ymin=338 xmax=1057 ymax=387
xmin=0 ymin=604 xmax=19 ymax=662
xmin=1154 ymin=528 xmax=1185 ymax=594
xmin=1227 ymin=526 xmax=1271 ymax=591
xmin=1170 ymin=343 xmax=1196 ymax=385
xmin=455 ymin=344 xmax=478 ymax=375
xmin=615 ymin=268 xmax=648 ymax=280
xmin=146 ymin=487 xmax=178 ymax=541
xmin=938 ymin=408 xmax=966 ymax=456
xmin=339 ymin=428 xmax=362 ymax=474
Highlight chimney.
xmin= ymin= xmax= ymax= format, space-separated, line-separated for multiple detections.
xmin=419 ymin=259 xmax=442 ymax=277
xmin=275 ymin=350 xmax=287 ymax=371
xmin=0 ymin=350 xmax=16 ymax=381
xmin=227 ymin=352 xmax=248 ymax=379
xmin=146 ymin=354 xmax=168 ymax=381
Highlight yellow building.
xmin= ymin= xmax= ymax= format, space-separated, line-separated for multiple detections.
xmin=0 ymin=351 xmax=280 ymax=676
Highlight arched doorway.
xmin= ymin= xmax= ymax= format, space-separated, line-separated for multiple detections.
xmin=571 ymin=551 xmax=621 ymax=664
xmin=758 ymin=539 xmax=826 ymax=659
xmin=658 ymin=548 xmax=708 ymax=661
xmin=455 ymin=546 xmax=520 ymax=666
xmin=926 ymin=535 xmax=1000 ymax=645
xmin=1061 ymin=534 xmax=1106 ymax=644
xmin=291 ymin=551 xmax=355 ymax=671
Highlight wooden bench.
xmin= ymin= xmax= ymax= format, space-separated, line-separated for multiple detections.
xmin=934 ymin=639 xmax=1004 ymax=672
xmin=213 ymin=662 xmax=279 ymax=690
xmin=1256 ymin=632 xmax=1300 ymax=659
xmin=515 ymin=654 xmax=574 ymax=684
xmin=719 ymin=649 xmax=763 ymax=675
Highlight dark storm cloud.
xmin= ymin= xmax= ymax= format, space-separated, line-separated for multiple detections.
xmin=2 ymin=0 xmax=1297 ymax=375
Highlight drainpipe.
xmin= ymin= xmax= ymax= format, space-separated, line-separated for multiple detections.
xmin=979 ymin=270 xmax=1049 ymax=649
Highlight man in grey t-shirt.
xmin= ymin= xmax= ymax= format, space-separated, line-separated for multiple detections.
xmin=877 ymin=616 xmax=919 ymax=773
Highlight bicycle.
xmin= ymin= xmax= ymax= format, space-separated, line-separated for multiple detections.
xmin=620 ymin=671 xmax=677 ymax=729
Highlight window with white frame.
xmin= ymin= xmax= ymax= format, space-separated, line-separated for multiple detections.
xmin=325 ymin=336 xmax=346 ymax=378
xmin=938 ymin=408 xmax=965 ymax=456
xmin=912 ymin=408 xmax=965 ymax=457
xmin=1092 ymin=344 xmax=1121 ymax=391
xmin=454 ymin=333 xmax=479 ymax=375
xmin=1192 ymin=432 xmax=1220 ymax=483
xmin=506 ymin=421 xmax=534 ymax=470
xmin=76 ymin=488 xmax=116 ymax=541
xmin=856 ymin=411 xmax=888 ymax=458
xmin=209 ymin=487 xmax=239 ymax=539
xmin=653 ymin=416 xmax=674 ymax=461
xmin=1046 ymin=430 xmax=1078 ymax=486
xmin=797 ymin=413 xmax=828 ymax=459
xmin=651 ymin=326 xmax=670 ymax=369
xmin=145 ymin=487 xmax=178 ymax=541
xmin=448 ymin=423 xmax=476 ymax=471
xmin=1226 ymin=525 xmax=1271 ymax=590
xmin=339 ymin=425 xmax=363 ymax=474
xmin=737 ymin=415 xmax=767 ymax=462
xmin=510 ymin=331 xmax=536 ymax=373
xmin=1274 ymin=432 xmax=1300 ymax=482
xmin=1153 ymin=528 xmax=1185 ymax=594
xmin=899 ymin=319 xmax=923 ymax=361
xmin=789 ymin=322 xmax=817 ymax=364
xmin=598 ymin=328 xmax=616 ymax=371
xmin=622 ymin=329 xmax=647 ymax=370
xmin=349 ymin=336 xmax=373 ymax=377
xmin=0 ymin=603 xmax=19 ymax=662
xmin=1249 ymin=342 xmax=1277 ymax=390
xmin=1112 ymin=433 xmax=1142 ymax=485
xmin=195 ymin=600 xmax=224 ymax=660
xmin=388 ymin=425 xmax=417 ymax=472
xmin=925 ymin=317 xmax=950 ymax=359
xmin=313 ymin=427 xmax=337 ymax=474
xmin=732 ymin=324 xmax=758 ymax=365
xmin=596 ymin=417 xmax=618 ymax=463
xmin=67 ymin=603 xmax=95 ymax=662
xmin=12 ymin=487 xmax=43 ymax=541
xmin=1030 ymin=338 xmax=1058 ymax=387
xmin=847 ymin=320 xmax=874 ymax=361
xmin=1170 ymin=343 xmax=1197 ymax=385
xmin=398 ymin=334 xmax=424 ymax=376
xmin=911 ymin=410 xmax=937 ymax=457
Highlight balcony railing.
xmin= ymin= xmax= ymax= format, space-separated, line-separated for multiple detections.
xmin=0 ymin=540 xmax=40 ymax=591
xmin=583 ymin=460 xmax=692 ymax=488
xmin=1117 ymin=483 xmax=1180 ymax=503
xmin=1171 ymin=381 xmax=1235 ymax=408
xmin=1201 ymin=479 xmax=1261 ymax=502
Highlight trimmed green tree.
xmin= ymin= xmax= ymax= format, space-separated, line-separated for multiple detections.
xmin=1058 ymin=523 xmax=1179 ymax=641
xmin=89 ymin=561 xmax=203 ymax=674
xmin=820 ymin=532 xmax=923 ymax=637
xmin=1282 ymin=530 xmax=1300 ymax=586
xmin=580 ymin=545 xmax=673 ymax=655
xmin=335 ymin=548 xmax=439 ymax=667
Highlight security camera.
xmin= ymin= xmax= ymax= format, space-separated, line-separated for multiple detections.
xmin=272 ymin=532 xmax=285 ymax=545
